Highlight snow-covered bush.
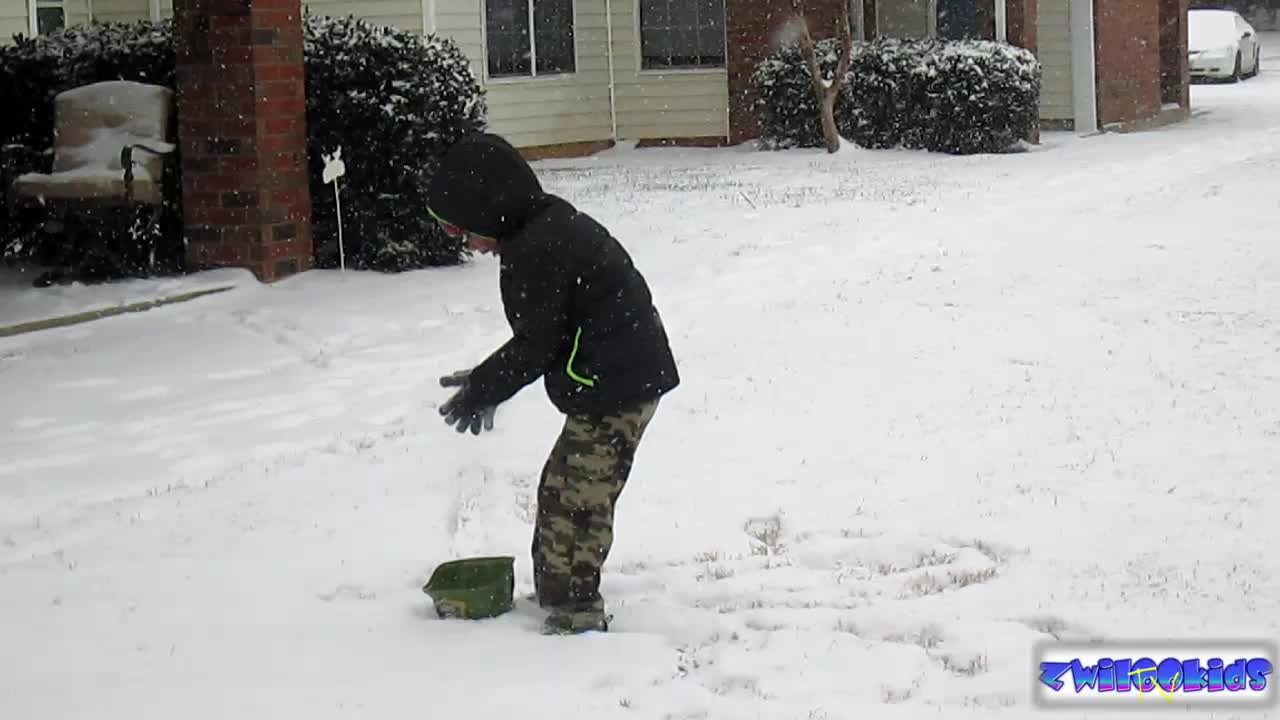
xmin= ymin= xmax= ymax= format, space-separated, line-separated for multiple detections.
xmin=840 ymin=38 xmax=937 ymax=150
xmin=908 ymin=40 xmax=1040 ymax=154
xmin=0 ymin=14 xmax=486 ymax=278
xmin=303 ymin=13 xmax=486 ymax=271
xmin=751 ymin=37 xmax=1040 ymax=155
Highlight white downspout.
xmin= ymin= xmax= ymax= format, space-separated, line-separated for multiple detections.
xmin=995 ymin=0 xmax=1007 ymax=42
xmin=27 ymin=0 xmax=38 ymax=35
xmin=604 ymin=0 xmax=618 ymax=141
xmin=421 ymin=0 xmax=435 ymax=35
xmin=86 ymin=0 xmax=94 ymax=24
xmin=149 ymin=0 xmax=160 ymax=21
xmin=1070 ymin=0 xmax=1099 ymax=134
xmin=527 ymin=0 xmax=537 ymax=77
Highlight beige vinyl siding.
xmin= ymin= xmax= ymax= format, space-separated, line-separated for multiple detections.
xmin=435 ymin=0 xmax=483 ymax=77
xmin=92 ymin=0 xmax=151 ymax=24
xmin=1037 ymin=0 xmax=1074 ymax=122
xmin=1 ymin=1 xmax=95 ymax=45
xmin=301 ymin=0 xmax=423 ymax=33
xmin=435 ymin=0 xmax=614 ymax=149
xmin=1 ymin=1 xmax=28 ymax=44
xmin=64 ymin=0 xmax=92 ymax=28
xmin=609 ymin=0 xmax=728 ymax=139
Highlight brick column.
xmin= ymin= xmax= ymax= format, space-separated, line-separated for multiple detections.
xmin=1005 ymin=0 xmax=1040 ymax=144
xmin=1093 ymin=0 xmax=1163 ymax=127
xmin=174 ymin=0 xmax=313 ymax=282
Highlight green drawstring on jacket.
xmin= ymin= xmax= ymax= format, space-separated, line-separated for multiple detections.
xmin=566 ymin=327 xmax=596 ymax=387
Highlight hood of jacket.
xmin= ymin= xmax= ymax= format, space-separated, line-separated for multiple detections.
xmin=426 ymin=133 xmax=546 ymax=241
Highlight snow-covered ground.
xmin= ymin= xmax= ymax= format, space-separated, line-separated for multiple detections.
xmin=4 ymin=44 xmax=1280 ymax=719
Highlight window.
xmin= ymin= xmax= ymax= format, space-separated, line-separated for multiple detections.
xmin=33 ymin=0 xmax=66 ymax=35
xmin=639 ymin=0 xmax=725 ymax=70
xmin=485 ymin=0 xmax=576 ymax=78
xmin=936 ymin=0 xmax=978 ymax=40
xmin=875 ymin=0 xmax=936 ymax=40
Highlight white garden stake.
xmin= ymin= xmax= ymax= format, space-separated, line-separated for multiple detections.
xmin=322 ymin=147 xmax=348 ymax=270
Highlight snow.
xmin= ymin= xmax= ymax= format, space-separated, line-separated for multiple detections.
xmin=0 ymin=267 xmax=247 ymax=329
xmin=3 ymin=46 xmax=1280 ymax=719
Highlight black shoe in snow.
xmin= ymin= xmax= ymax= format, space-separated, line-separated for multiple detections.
xmin=540 ymin=609 xmax=611 ymax=635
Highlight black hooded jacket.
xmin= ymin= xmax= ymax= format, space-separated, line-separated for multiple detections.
xmin=427 ymin=133 xmax=679 ymax=418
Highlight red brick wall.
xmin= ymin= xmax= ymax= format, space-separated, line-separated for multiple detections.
xmin=1093 ymin=0 xmax=1164 ymax=126
xmin=1007 ymin=0 xmax=1039 ymax=142
xmin=174 ymin=0 xmax=313 ymax=282
xmin=1007 ymin=0 xmax=1038 ymax=51
xmin=726 ymin=0 xmax=849 ymax=144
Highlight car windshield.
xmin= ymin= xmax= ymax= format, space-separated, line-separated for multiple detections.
xmin=1188 ymin=10 xmax=1238 ymax=50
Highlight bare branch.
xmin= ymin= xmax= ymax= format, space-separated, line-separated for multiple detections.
xmin=827 ymin=7 xmax=855 ymax=98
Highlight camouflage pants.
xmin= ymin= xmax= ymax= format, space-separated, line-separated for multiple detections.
xmin=532 ymin=398 xmax=659 ymax=619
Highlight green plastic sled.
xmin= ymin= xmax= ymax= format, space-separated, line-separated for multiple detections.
xmin=422 ymin=555 xmax=515 ymax=620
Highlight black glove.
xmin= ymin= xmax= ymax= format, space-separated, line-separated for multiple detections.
xmin=439 ymin=370 xmax=496 ymax=435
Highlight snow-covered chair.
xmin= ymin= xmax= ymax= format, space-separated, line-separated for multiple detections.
xmin=10 ymin=80 xmax=177 ymax=285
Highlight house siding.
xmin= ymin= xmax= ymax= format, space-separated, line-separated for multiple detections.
xmin=1037 ymin=0 xmax=1073 ymax=122
xmin=301 ymin=0 xmax=424 ymax=32
xmin=434 ymin=0 xmax=614 ymax=149
xmin=0 ymin=0 xmax=104 ymax=45
xmin=92 ymin=0 xmax=151 ymax=24
xmin=608 ymin=0 xmax=729 ymax=140
xmin=64 ymin=0 xmax=92 ymax=27
xmin=1 ymin=2 xmax=28 ymax=43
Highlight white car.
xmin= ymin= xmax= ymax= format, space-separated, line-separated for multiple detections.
xmin=1188 ymin=8 xmax=1262 ymax=82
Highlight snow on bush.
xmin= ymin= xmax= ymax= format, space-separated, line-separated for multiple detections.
xmin=908 ymin=40 xmax=1041 ymax=154
xmin=0 ymin=15 xmax=486 ymax=278
xmin=303 ymin=13 xmax=485 ymax=272
xmin=752 ymin=37 xmax=1040 ymax=155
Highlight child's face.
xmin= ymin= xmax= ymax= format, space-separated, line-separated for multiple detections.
xmin=434 ymin=213 xmax=499 ymax=255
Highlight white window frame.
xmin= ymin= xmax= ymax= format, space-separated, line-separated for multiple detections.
xmin=422 ymin=0 xmax=436 ymax=35
xmin=29 ymin=0 xmax=68 ymax=35
xmin=865 ymin=0 xmax=1003 ymax=42
xmin=480 ymin=0 xmax=580 ymax=84
xmin=635 ymin=0 xmax=727 ymax=76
